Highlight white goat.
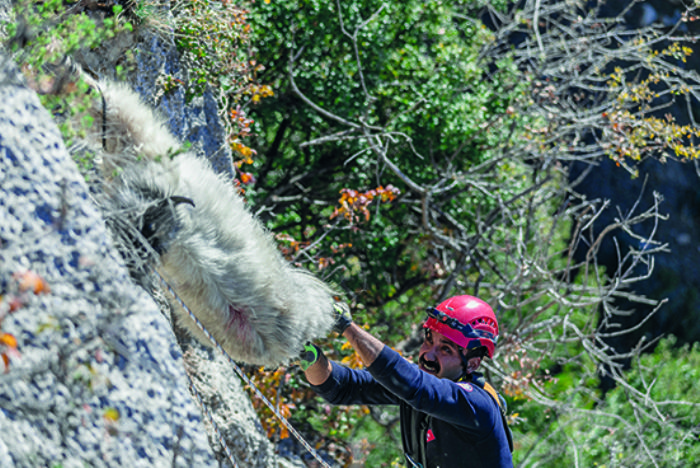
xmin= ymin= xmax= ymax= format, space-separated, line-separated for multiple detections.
xmin=89 ymin=81 xmax=335 ymax=367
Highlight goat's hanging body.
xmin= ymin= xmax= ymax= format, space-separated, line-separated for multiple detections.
xmin=89 ymin=81 xmax=335 ymax=367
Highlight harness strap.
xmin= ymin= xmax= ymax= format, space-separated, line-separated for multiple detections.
xmin=474 ymin=380 xmax=514 ymax=453
xmin=482 ymin=381 xmax=501 ymax=407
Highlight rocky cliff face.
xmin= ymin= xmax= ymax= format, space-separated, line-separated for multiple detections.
xmin=0 ymin=54 xmax=218 ymax=466
xmin=0 ymin=44 xmax=304 ymax=468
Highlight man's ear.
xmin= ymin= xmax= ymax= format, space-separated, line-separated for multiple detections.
xmin=466 ymin=356 xmax=481 ymax=373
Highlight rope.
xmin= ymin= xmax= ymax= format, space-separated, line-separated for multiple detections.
xmin=154 ymin=269 xmax=333 ymax=468
xmin=185 ymin=373 xmax=240 ymax=468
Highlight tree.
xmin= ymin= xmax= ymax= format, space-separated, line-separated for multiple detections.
xmin=6 ymin=0 xmax=700 ymax=465
xmin=246 ymin=0 xmax=700 ymax=465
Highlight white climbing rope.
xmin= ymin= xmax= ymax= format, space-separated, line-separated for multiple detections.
xmin=186 ymin=373 xmax=240 ymax=468
xmin=154 ymin=269 xmax=333 ymax=468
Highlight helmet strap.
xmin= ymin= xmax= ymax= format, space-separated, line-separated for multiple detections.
xmin=458 ymin=352 xmax=470 ymax=379
xmin=458 ymin=347 xmax=485 ymax=378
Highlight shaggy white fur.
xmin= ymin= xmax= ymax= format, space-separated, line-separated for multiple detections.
xmin=90 ymin=81 xmax=335 ymax=367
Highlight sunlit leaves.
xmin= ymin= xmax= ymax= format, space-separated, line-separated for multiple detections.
xmin=0 ymin=332 xmax=18 ymax=372
xmin=247 ymin=366 xmax=296 ymax=439
xmin=517 ymin=338 xmax=700 ymax=466
xmin=3 ymin=1 xmax=133 ymax=151
xmin=103 ymin=407 xmax=120 ymax=422
xmin=331 ymin=185 xmax=400 ymax=224
xmin=601 ymin=55 xmax=700 ymax=172
xmin=4 ymin=1 xmax=131 ymax=82
xmin=5 ymin=1 xmax=128 ymax=68
xmin=14 ymin=270 xmax=51 ymax=295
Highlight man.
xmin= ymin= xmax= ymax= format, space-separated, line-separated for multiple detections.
xmin=300 ymin=295 xmax=514 ymax=468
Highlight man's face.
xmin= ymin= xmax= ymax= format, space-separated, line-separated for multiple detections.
xmin=418 ymin=328 xmax=465 ymax=381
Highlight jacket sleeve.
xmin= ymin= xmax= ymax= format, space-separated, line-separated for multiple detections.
xmin=367 ymin=345 xmax=501 ymax=434
xmin=309 ymin=361 xmax=399 ymax=406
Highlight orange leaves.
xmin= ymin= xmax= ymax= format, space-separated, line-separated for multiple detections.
xmin=229 ymin=106 xmax=260 ymax=189
xmin=275 ymin=233 xmax=309 ymax=260
xmin=6 ymin=296 xmax=24 ymax=313
xmin=0 ymin=270 xmax=51 ymax=372
xmin=500 ymin=341 xmax=553 ymax=400
xmin=230 ymin=106 xmax=255 ymax=140
xmin=317 ymin=242 xmax=354 ymax=270
xmin=0 ymin=333 xmax=17 ymax=349
xmin=503 ymin=370 xmax=533 ymax=400
xmin=248 ymin=84 xmax=274 ymax=104
xmin=331 ymin=185 xmax=401 ymax=224
xmin=0 ymin=332 xmax=18 ymax=371
xmin=247 ymin=366 xmax=299 ymax=440
xmin=232 ymin=142 xmax=255 ymax=161
xmin=0 ymin=350 xmax=10 ymax=370
xmin=174 ymin=0 xmax=269 ymax=194
xmin=14 ymin=270 xmax=51 ymax=294
xmin=0 ymin=288 xmax=21 ymax=372
xmin=276 ymin=233 xmax=353 ymax=271
xmin=339 ymin=341 xmax=364 ymax=369
xmin=331 ymin=243 xmax=352 ymax=253
xmin=2 ymin=269 xmax=51 ymax=314
xmin=238 ymin=171 xmax=255 ymax=184
xmin=318 ymin=257 xmax=334 ymax=270
xmin=232 ymin=146 xmax=256 ymax=188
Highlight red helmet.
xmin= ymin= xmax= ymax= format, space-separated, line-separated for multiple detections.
xmin=423 ymin=295 xmax=499 ymax=358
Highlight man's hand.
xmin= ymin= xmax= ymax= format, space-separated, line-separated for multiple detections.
xmin=332 ymin=302 xmax=353 ymax=335
xmin=299 ymin=342 xmax=322 ymax=371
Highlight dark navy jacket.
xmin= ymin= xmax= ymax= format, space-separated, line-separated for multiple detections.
xmin=310 ymin=346 xmax=513 ymax=468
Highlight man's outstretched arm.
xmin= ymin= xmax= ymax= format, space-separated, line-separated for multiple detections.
xmin=342 ymin=323 xmax=385 ymax=367
xmin=301 ymin=333 xmax=398 ymax=406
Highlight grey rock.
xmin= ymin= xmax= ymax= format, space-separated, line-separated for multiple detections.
xmin=183 ymin=340 xmax=306 ymax=468
xmin=0 ymin=54 xmax=217 ymax=467
xmin=136 ymin=29 xmax=234 ymax=178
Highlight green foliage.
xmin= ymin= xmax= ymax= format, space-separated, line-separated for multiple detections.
xmin=2 ymin=0 xmax=133 ymax=164
xmin=244 ymin=2 xmax=698 ymax=457
xmin=171 ymin=0 xmax=269 ymax=101
xmin=6 ymin=0 xmax=693 ymax=466
xmin=4 ymin=1 xmax=131 ymax=69
xmin=2 ymin=0 xmax=265 ymax=176
xmin=136 ymin=0 xmax=272 ymax=165
xmin=511 ymin=337 xmax=700 ymax=467
xmin=249 ymin=0 xmax=528 ymax=305
xmin=245 ymin=1 xmax=548 ymax=463
xmin=595 ymin=337 xmax=700 ymax=464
